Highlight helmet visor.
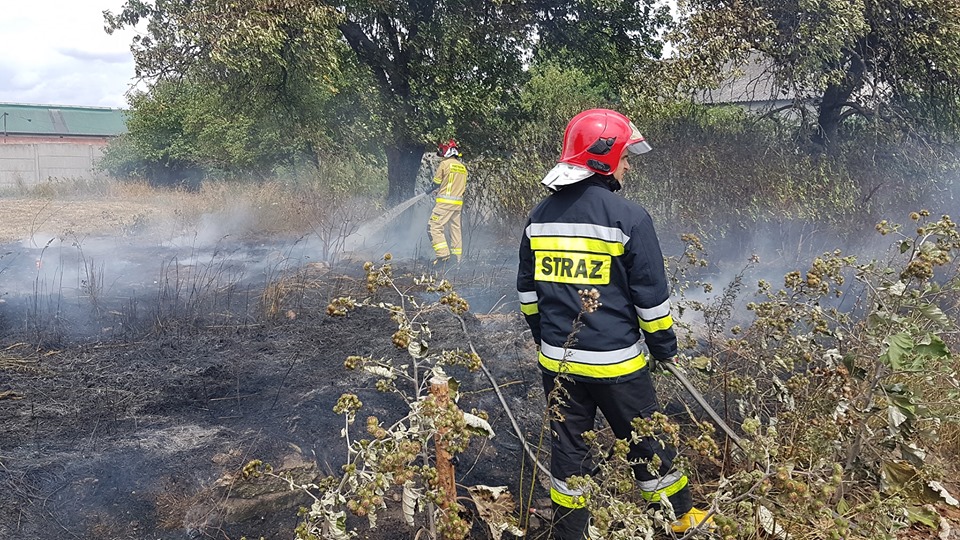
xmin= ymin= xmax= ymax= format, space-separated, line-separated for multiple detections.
xmin=626 ymin=121 xmax=652 ymax=154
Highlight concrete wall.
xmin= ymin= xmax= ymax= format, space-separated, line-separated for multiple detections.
xmin=0 ymin=142 xmax=108 ymax=189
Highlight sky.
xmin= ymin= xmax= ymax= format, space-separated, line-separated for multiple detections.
xmin=1 ymin=0 xmax=139 ymax=109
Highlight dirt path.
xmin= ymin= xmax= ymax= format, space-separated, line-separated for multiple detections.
xmin=0 ymin=198 xmax=161 ymax=245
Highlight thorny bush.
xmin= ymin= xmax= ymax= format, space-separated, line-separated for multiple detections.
xmin=542 ymin=212 xmax=960 ymax=540
xmin=659 ymin=211 xmax=960 ymax=539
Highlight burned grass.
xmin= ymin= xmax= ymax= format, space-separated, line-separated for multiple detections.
xmin=0 ymin=253 xmax=545 ymax=539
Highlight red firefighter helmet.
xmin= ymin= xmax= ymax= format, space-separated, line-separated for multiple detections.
xmin=437 ymin=139 xmax=460 ymax=158
xmin=558 ymin=109 xmax=651 ymax=175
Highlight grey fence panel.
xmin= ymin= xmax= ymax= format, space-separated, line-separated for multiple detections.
xmin=0 ymin=142 xmax=108 ymax=189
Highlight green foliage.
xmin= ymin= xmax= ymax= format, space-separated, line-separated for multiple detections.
xmin=100 ymin=80 xmax=305 ymax=185
xmin=105 ymin=0 xmax=342 ymax=85
xmin=656 ymin=212 xmax=960 ymax=538
xmin=105 ymin=0 xmax=676 ymax=199
xmin=105 ymin=0 xmax=530 ymax=198
xmin=468 ymin=92 xmax=959 ymax=249
xmin=532 ymin=0 xmax=672 ymax=97
xmin=670 ymin=0 xmax=960 ymax=148
xmin=468 ymin=62 xmax=611 ymax=232
xmin=616 ymin=101 xmax=960 ymax=243
xmin=623 ymin=102 xmax=859 ymax=227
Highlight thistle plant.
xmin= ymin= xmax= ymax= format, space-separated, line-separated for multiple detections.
xmin=661 ymin=212 xmax=960 ymax=539
xmin=282 ymin=255 xmax=508 ymax=540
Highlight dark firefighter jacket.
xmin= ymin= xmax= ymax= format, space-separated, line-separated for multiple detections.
xmin=517 ymin=176 xmax=677 ymax=383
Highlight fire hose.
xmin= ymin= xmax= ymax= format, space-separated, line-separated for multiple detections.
xmin=660 ymin=362 xmax=747 ymax=452
xmin=456 ymin=310 xmax=745 ymax=476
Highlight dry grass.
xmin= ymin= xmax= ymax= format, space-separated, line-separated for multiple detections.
xmin=0 ymin=178 xmax=373 ymax=245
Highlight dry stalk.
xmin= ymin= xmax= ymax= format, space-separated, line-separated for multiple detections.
xmin=430 ymin=374 xmax=458 ymax=519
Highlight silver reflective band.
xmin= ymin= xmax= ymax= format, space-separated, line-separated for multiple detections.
xmin=540 ymin=341 xmax=644 ymax=365
xmin=637 ymin=471 xmax=684 ymax=493
xmin=552 ymin=477 xmax=584 ymax=496
xmin=526 ymin=222 xmax=631 ymax=244
xmin=518 ymin=290 xmax=538 ymax=303
xmin=636 ymin=299 xmax=671 ymax=321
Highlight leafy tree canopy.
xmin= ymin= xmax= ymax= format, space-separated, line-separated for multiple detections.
xmin=106 ymin=0 xmax=533 ymax=199
xmin=669 ymin=0 xmax=960 ymax=149
xmin=105 ymin=0 xmax=672 ymax=200
xmin=532 ymin=0 xmax=671 ymax=97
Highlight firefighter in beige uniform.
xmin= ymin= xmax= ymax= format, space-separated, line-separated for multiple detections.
xmin=428 ymin=139 xmax=467 ymax=263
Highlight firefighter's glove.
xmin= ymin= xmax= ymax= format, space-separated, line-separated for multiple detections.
xmin=649 ymin=356 xmax=676 ymax=376
xmin=424 ymin=183 xmax=438 ymax=195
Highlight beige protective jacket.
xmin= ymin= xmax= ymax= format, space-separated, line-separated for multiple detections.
xmin=432 ymin=157 xmax=468 ymax=205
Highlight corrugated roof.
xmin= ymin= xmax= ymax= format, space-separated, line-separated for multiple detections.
xmin=696 ymin=53 xmax=795 ymax=105
xmin=0 ymin=103 xmax=127 ymax=137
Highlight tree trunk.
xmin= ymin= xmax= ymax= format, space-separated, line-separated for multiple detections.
xmin=814 ymin=82 xmax=852 ymax=152
xmin=385 ymin=141 xmax=425 ymax=204
xmin=814 ymin=55 xmax=865 ymax=151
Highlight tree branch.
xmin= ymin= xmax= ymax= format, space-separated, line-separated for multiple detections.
xmin=337 ymin=19 xmax=391 ymax=92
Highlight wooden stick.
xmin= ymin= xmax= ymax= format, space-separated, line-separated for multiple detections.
xmin=429 ymin=374 xmax=458 ymax=518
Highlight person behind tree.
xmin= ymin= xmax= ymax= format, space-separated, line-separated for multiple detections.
xmin=426 ymin=139 xmax=467 ymax=265
xmin=516 ymin=109 xmax=713 ymax=539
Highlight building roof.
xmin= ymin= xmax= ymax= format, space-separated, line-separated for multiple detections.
xmin=0 ymin=103 xmax=127 ymax=137
xmin=696 ymin=53 xmax=795 ymax=106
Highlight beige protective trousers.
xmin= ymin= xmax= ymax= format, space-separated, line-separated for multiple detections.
xmin=428 ymin=202 xmax=462 ymax=259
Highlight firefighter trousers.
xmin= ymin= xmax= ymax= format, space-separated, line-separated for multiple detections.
xmin=428 ymin=202 xmax=462 ymax=259
xmin=541 ymin=369 xmax=693 ymax=540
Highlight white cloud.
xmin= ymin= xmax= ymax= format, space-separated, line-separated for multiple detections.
xmin=0 ymin=0 xmax=140 ymax=108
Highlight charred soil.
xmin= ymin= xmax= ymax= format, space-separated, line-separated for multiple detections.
xmin=0 ymin=248 xmax=551 ymax=540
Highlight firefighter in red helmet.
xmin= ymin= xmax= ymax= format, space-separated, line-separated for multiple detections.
xmin=427 ymin=139 xmax=468 ymax=265
xmin=517 ymin=109 xmax=713 ymax=538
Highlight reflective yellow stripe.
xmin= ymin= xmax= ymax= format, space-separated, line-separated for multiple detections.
xmin=530 ymin=236 xmax=624 ymax=255
xmin=639 ymin=314 xmax=673 ymax=333
xmin=520 ymin=303 xmax=539 ymax=315
xmin=433 ymin=242 xmax=448 ymax=250
xmin=539 ymin=351 xmax=646 ymax=378
xmin=550 ymin=487 xmax=586 ymax=509
xmin=451 ymin=248 xmax=462 ymax=255
xmin=534 ymin=251 xmax=611 ymax=285
xmin=435 ymin=198 xmax=463 ymax=206
xmin=640 ymin=475 xmax=688 ymax=502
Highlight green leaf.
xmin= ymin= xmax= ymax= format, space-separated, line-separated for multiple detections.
xmin=914 ymin=333 xmax=950 ymax=359
xmin=904 ymin=505 xmax=939 ymax=529
xmin=881 ymin=460 xmax=919 ymax=493
xmin=899 ymin=239 xmax=912 ymax=253
xmin=887 ymin=392 xmax=917 ymax=419
xmin=836 ymin=497 xmax=849 ymax=514
xmin=882 ymin=332 xmax=914 ymax=370
xmin=918 ymin=304 xmax=952 ymax=329
xmin=691 ymin=355 xmax=712 ymax=371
